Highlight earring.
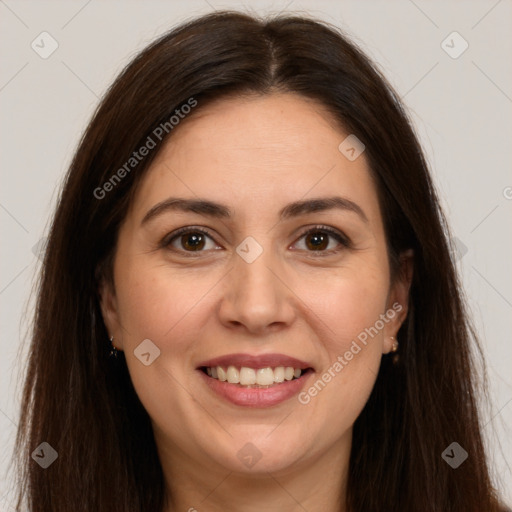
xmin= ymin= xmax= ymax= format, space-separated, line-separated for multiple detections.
xmin=109 ymin=335 xmax=118 ymax=359
xmin=390 ymin=336 xmax=399 ymax=364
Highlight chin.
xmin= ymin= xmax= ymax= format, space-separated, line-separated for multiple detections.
xmin=203 ymin=427 xmax=313 ymax=475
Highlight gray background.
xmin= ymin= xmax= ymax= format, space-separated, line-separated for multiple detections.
xmin=1 ymin=0 xmax=511 ymax=508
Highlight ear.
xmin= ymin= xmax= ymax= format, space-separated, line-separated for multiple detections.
xmin=98 ymin=277 xmax=124 ymax=351
xmin=383 ymin=249 xmax=414 ymax=354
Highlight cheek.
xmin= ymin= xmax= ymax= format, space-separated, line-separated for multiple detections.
xmin=112 ymin=264 xmax=214 ymax=420
xmin=293 ymin=267 xmax=388 ymax=429
xmin=297 ymin=261 xmax=389 ymax=348
xmin=115 ymin=262 xmax=219 ymax=345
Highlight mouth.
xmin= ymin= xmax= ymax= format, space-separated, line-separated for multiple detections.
xmin=196 ymin=353 xmax=314 ymax=407
xmin=199 ymin=365 xmax=311 ymax=387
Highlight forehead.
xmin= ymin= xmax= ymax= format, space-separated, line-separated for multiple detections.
xmin=130 ymin=93 xmax=380 ymax=224
xmin=158 ymin=93 xmax=350 ymax=173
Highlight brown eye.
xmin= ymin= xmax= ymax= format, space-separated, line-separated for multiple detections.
xmin=179 ymin=232 xmax=206 ymax=251
xmin=164 ymin=228 xmax=221 ymax=254
xmin=305 ymin=231 xmax=329 ymax=251
xmin=293 ymin=226 xmax=350 ymax=254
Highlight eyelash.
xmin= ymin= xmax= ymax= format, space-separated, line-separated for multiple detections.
xmin=161 ymin=225 xmax=351 ymax=257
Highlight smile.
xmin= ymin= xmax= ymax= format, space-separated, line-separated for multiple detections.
xmin=202 ymin=365 xmax=304 ymax=386
xmin=197 ymin=353 xmax=314 ymax=407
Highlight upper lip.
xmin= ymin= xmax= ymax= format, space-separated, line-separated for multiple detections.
xmin=197 ymin=353 xmax=313 ymax=370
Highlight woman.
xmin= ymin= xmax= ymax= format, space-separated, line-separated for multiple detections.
xmin=14 ymin=10 xmax=509 ymax=512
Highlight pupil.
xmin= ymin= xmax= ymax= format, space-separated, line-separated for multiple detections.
xmin=183 ymin=233 xmax=204 ymax=250
xmin=307 ymin=232 xmax=328 ymax=250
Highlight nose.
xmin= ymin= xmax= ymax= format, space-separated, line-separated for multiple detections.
xmin=217 ymin=247 xmax=297 ymax=335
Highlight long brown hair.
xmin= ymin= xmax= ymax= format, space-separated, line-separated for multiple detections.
xmin=14 ymin=10 xmax=506 ymax=511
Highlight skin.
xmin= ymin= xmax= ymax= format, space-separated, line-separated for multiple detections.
xmin=100 ymin=93 xmax=413 ymax=512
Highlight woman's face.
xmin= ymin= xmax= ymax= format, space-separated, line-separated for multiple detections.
xmin=101 ymin=93 xmax=411 ymax=477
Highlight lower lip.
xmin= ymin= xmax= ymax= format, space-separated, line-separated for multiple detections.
xmin=199 ymin=369 xmax=313 ymax=408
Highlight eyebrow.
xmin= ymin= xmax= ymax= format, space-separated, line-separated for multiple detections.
xmin=141 ymin=196 xmax=369 ymax=225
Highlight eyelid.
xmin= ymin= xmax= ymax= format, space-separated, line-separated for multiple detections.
xmin=161 ymin=224 xmax=351 ymax=255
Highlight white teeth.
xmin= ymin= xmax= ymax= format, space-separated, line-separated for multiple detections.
xmin=240 ymin=367 xmax=256 ymax=385
xmin=226 ymin=365 xmax=240 ymax=384
xmin=206 ymin=365 xmax=305 ymax=386
xmin=273 ymin=366 xmax=285 ymax=383
xmin=256 ymin=367 xmax=274 ymax=386
xmin=217 ymin=366 xmax=227 ymax=381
